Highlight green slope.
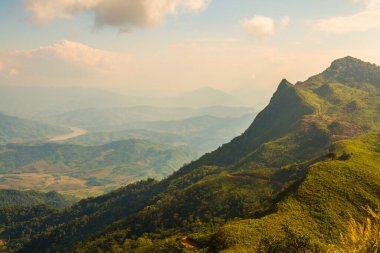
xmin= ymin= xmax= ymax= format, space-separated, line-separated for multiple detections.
xmin=0 ymin=112 xmax=69 ymax=144
xmin=0 ymin=57 xmax=379 ymax=253
xmin=204 ymin=132 xmax=380 ymax=252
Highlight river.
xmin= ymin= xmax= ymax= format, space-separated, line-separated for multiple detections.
xmin=49 ymin=127 xmax=88 ymax=142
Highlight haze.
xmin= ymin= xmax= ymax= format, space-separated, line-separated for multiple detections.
xmin=1 ymin=0 xmax=380 ymax=104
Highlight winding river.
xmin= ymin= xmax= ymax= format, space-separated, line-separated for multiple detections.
xmin=49 ymin=127 xmax=88 ymax=142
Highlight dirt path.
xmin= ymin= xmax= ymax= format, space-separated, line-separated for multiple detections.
xmin=227 ymin=173 xmax=284 ymax=187
xmin=49 ymin=127 xmax=87 ymax=142
xmin=180 ymin=237 xmax=200 ymax=249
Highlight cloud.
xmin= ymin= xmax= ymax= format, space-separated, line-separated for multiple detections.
xmin=242 ymin=15 xmax=290 ymax=38
xmin=0 ymin=40 xmax=131 ymax=86
xmin=280 ymin=16 xmax=290 ymax=29
xmin=10 ymin=40 xmax=129 ymax=77
xmin=15 ymin=40 xmax=126 ymax=69
xmin=242 ymin=16 xmax=276 ymax=38
xmin=313 ymin=0 xmax=380 ymax=33
xmin=1 ymin=38 xmax=379 ymax=101
xmin=25 ymin=0 xmax=211 ymax=31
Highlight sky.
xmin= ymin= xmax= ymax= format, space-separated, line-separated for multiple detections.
xmin=0 ymin=0 xmax=380 ymax=103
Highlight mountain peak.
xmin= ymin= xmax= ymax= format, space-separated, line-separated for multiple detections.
xmin=322 ymin=56 xmax=380 ymax=88
xmin=276 ymin=79 xmax=293 ymax=93
xmin=279 ymin=78 xmax=292 ymax=87
xmin=329 ymin=56 xmax=368 ymax=69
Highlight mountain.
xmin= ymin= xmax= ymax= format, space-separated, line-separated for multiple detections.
xmin=44 ymin=106 xmax=254 ymax=132
xmin=206 ymin=132 xmax=380 ymax=252
xmin=0 ymin=57 xmax=379 ymax=253
xmin=66 ymin=114 xmax=254 ymax=155
xmin=165 ymin=87 xmax=244 ymax=108
xmin=0 ymin=139 xmax=194 ymax=198
xmin=0 ymin=190 xmax=75 ymax=208
xmin=318 ymin=56 xmax=380 ymax=89
xmin=0 ymin=112 xmax=69 ymax=144
xmin=0 ymin=86 xmax=134 ymax=118
xmin=0 ymin=86 xmax=247 ymax=119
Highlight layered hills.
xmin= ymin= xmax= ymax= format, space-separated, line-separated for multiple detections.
xmin=0 ymin=112 xmax=68 ymax=144
xmin=66 ymin=114 xmax=254 ymax=155
xmin=0 ymin=140 xmax=194 ymax=198
xmin=1 ymin=57 xmax=379 ymax=252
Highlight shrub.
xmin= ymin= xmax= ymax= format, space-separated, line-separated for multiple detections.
xmin=328 ymin=208 xmax=380 ymax=253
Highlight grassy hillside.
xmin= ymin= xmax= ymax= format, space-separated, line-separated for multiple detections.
xmin=0 ymin=57 xmax=379 ymax=253
xmin=0 ymin=112 xmax=68 ymax=144
xmin=202 ymin=132 xmax=380 ymax=252
xmin=0 ymin=140 xmax=194 ymax=197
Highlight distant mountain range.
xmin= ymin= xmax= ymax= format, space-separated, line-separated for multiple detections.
xmin=161 ymin=87 xmax=244 ymax=108
xmin=0 ymin=86 xmax=247 ymax=118
xmin=1 ymin=57 xmax=378 ymax=253
xmin=0 ymin=86 xmax=132 ymax=118
xmin=44 ymin=106 xmax=254 ymax=132
xmin=0 ymin=112 xmax=68 ymax=144
xmin=66 ymin=114 xmax=254 ymax=155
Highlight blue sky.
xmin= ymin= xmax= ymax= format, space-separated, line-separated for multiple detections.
xmin=0 ymin=0 xmax=365 ymax=50
xmin=0 ymin=0 xmax=379 ymax=102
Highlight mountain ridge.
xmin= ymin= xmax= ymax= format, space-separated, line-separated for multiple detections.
xmin=0 ymin=112 xmax=69 ymax=144
xmin=1 ymin=56 xmax=379 ymax=252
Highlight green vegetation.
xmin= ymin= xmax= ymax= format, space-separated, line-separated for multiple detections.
xmin=0 ymin=112 xmax=68 ymax=144
xmin=0 ymin=189 xmax=75 ymax=208
xmin=0 ymin=57 xmax=378 ymax=253
xmin=0 ymin=139 xmax=194 ymax=197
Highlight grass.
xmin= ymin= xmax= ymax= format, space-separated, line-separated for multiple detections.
xmin=196 ymin=132 xmax=380 ymax=252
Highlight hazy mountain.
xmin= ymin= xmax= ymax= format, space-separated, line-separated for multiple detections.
xmin=0 ymin=112 xmax=68 ymax=144
xmin=161 ymin=87 xmax=244 ymax=108
xmin=44 ymin=106 xmax=254 ymax=131
xmin=67 ymin=114 xmax=255 ymax=155
xmin=0 ymin=86 xmax=247 ymax=119
xmin=0 ymin=86 xmax=136 ymax=118
xmin=1 ymin=57 xmax=379 ymax=253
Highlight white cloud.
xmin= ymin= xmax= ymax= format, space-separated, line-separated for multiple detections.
xmin=1 ymin=38 xmax=380 ymax=100
xmin=0 ymin=40 xmax=131 ymax=87
xmin=280 ymin=16 xmax=290 ymax=29
xmin=242 ymin=15 xmax=290 ymax=38
xmin=313 ymin=0 xmax=380 ymax=33
xmin=14 ymin=40 xmax=127 ymax=69
xmin=25 ymin=0 xmax=211 ymax=31
xmin=242 ymin=16 xmax=276 ymax=38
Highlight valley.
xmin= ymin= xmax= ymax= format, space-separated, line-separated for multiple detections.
xmin=0 ymin=140 xmax=195 ymax=198
xmin=0 ymin=57 xmax=378 ymax=252
xmin=2 ymin=2 xmax=379 ymax=252
xmin=0 ymin=88 xmax=254 ymax=199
